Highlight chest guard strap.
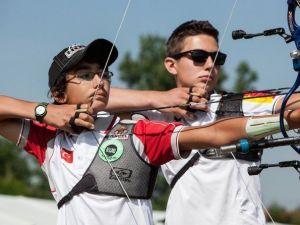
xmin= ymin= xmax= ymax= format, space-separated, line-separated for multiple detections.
xmin=170 ymin=153 xmax=200 ymax=189
xmin=58 ymin=122 xmax=158 ymax=209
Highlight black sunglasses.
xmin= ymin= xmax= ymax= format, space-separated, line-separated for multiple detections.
xmin=170 ymin=49 xmax=227 ymax=66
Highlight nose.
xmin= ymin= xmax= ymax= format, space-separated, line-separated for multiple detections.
xmin=92 ymin=73 xmax=104 ymax=89
xmin=204 ymin=55 xmax=214 ymax=69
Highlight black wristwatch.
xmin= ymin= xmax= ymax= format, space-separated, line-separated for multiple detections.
xmin=34 ymin=102 xmax=49 ymax=122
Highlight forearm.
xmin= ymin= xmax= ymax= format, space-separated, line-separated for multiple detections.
xmin=107 ymin=87 xmax=208 ymax=119
xmin=179 ymin=109 xmax=300 ymax=151
xmin=179 ymin=117 xmax=248 ymax=150
xmin=0 ymin=96 xmax=96 ymax=142
xmin=107 ymin=87 xmax=162 ymax=112
xmin=0 ymin=96 xmax=38 ymax=144
xmin=0 ymin=96 xmax=37 ymax=121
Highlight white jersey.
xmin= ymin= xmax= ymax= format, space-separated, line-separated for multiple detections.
xmin=17 ymin=112 xmax=184 ymax=225
xmin=140 ymin=92 xmax=281 ymax=225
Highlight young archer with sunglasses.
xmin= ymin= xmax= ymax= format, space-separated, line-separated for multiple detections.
xmin=108 ymin=20 xmax=300 ymax=225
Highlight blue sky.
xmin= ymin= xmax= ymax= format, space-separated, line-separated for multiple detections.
xmin=1 ymin=0 xmax=300 ymax=210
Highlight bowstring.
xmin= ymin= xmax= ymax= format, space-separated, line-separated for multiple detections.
xmin=230 ymin=153 xmax=277 ymax=224
xmin=91 ymin=132 xmax=142 ymax=225
xmin=89 ymin=1 xmax=149 ymax=225
xmin=91 ymin=0 xmax=132 ymax=106
xmin=203 ymin=0 xmax=239 ymax=91
xmin=199 ymin=0 xmax=277 ymax=223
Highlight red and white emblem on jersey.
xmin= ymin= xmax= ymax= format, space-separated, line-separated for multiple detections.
xmin=60 ymin=148 xmax=73 ymax=163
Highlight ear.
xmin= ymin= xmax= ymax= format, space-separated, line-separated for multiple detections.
xmin=164 ymin=57 xmax=178 ymax=76
xmin=51 ymin=91 xmax=67 ymax=104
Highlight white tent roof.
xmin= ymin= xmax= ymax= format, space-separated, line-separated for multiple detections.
xmin=0 ymin=194 xmax=57 ymax=225
xmin=0 ymin=194 xmax=293 ymax=225
xmin=0 ymin=194 xmax=167 ymax=225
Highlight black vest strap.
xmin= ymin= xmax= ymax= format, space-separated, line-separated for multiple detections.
xmin=170 ymin=153 xmax=200 ymax=189
xmin=57 ymin=174 xmax=97 ymax=209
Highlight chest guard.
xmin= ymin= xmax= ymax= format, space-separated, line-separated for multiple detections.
xmin=57 ymin=121 xmax=158 ymax=209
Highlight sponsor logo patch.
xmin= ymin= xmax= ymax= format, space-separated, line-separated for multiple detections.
xmin=109 ymin=167 xmax=132 ymax=183
xmin=107 ymin=126 xmax=129 ymax=140
xmin=64 ymin=44 xmax=85 ymax=58
xmin=98 ymin=139 xmax=124 ymax=162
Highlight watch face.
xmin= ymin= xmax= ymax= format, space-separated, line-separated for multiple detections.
xmin=36 ymin=105 xmax=46 ymax=115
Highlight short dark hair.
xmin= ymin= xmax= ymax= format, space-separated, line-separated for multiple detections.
xmin=166 ymin=20 xmax=219 ymax=56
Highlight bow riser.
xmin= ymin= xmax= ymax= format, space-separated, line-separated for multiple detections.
xmin=288 ymin=1 xmax=300 ymax=70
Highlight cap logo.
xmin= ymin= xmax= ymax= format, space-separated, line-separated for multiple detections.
xmin=64 ymin=44 xmax=85 ymax=58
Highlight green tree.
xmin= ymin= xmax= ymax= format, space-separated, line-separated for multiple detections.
xmin=119 ymin=35 xmax=175 ymax=91
xmin=0 ymin=137 xmax=51 ymax=199
xmin=215 ymin=67 xmax=229 ymax=92
xmin=233 ymin=61 xmax=258 ymax=92
xmin=152 ymin=170 xmax=170 ymax=210
xmin=267 ymin=202 xmax=300 ymax=224
xmin=267 ymin=202 xmax=290 ymax=223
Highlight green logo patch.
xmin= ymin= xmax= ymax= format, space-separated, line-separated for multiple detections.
xmin=98 ymin=139 xmax=124 ymax=162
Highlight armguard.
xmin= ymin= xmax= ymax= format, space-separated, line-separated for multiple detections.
xmin=246 ymin=116 xmax=289 ymax=139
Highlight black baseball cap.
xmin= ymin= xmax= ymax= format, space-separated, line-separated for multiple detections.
xmin=48 ymin=38 xmax=118 ymax=88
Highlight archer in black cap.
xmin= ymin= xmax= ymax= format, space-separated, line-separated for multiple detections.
xmin=48 ymin=38 xmax=118 ymax=89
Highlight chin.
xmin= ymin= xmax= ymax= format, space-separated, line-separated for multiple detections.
xmin=91 ymin=101 xmax=107 ymax=113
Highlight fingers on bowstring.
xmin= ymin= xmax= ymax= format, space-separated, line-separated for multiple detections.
xmin=78 ymin=103 xmax=94 ymax=115
xmin=68 ymin=104 xmax=95 ymax=133
xmin=68 ymin=111 xmax=84 ymax=134
xmin=188 ymin=86 xmax=209 ymax=98
xmin=76 ymin=104 xmax=95 ymax=123
xmin=186 ymin=86 xmax=208 ymax=112
xmin=75 ymin=103 xmax=89 ymax=113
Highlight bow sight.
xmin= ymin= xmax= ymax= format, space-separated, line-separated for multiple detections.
xmin=232 ymin=28 xmax=293 ymax=43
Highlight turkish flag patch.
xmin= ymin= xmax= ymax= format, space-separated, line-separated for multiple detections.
xmin=60 ymin=148 xmax=73 ymax=163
